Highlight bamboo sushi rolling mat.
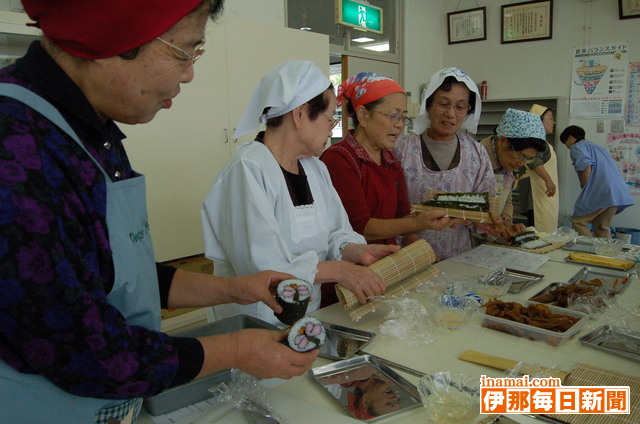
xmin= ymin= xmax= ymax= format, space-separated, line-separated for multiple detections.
xmin=336 ymin=239 xmax=439 ymax=321
xmin=543 ymin=362 xmax=640 ymax=424
xmin=411 ymin=190 xmax=500 ymax=223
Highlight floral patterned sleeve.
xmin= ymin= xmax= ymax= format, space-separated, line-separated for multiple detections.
xmin=0 ymin=98 xmax=191 ymax=399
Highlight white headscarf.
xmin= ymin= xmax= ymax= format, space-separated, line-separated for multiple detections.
xmin=234 ymin=60 xmax=331 ymax=138
xmin=412 ymin=67 xmax=482 ymax=135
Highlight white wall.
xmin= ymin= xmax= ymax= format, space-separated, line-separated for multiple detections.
xmin=403 ymin=0 xmax=640 ymax=229
xmin=222 ymin=0 xmax=284 ymax=26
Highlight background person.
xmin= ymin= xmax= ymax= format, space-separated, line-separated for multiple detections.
xmin=201 ymin=61 xmax=398 ymax=325
xmin=0 ymin=2 xmax=318 ymax=423
xmin=479 ymin=109 xmax=548 ymax=238
xmin=392 ymin=67 xmax=497 ymax=259
xmin=560 ymin=125 xmax=634 ymax=237
xmin=516 ymin=104 xmax=559 ymax=233
xmin=321 ymin=72 xmax=458 ymax=247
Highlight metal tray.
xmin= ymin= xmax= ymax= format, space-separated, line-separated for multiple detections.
xmin=505 ymin=268 xmax=545 ymax=294
xmin=563 ymin=256 xmax=636 ymax=272
xmin=579 ymin=324 xmax=640 ymax=363
xmin=318 ymin=323 xmax=375 ymax=360
xmin=567 ymin=266 xmax=632 ymax=293
xmin=309 ymin=355 xmax=422 ymax=422
xmin=143 ymin=315 xmax=279 ymax=416
xmin=562 ymin=241 xmax=595 ymax=254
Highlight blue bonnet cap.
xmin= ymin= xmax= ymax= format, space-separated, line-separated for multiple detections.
xmin=496 ymin=108 xmax=546 ymax=141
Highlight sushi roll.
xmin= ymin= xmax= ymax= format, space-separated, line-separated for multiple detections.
xmin=285 ymin=316 xmax=326 ymax=352
xmin=274 ymin=278 xmax=313 ymax=325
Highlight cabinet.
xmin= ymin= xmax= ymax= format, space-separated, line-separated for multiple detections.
xmin=476 ymin=97 xmax=568 ymax=147
xmin=475 ymin=97 xmax=569 ymax=222
xmin=122 ymin=17 xmax=329 ymax=261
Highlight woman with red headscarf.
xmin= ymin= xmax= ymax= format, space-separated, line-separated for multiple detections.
xmin=321 ymin=73 xmax=458 ymax=247
xmin=0 ymin=1 xmax=317 ymax=422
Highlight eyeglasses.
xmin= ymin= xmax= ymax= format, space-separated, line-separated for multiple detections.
xmin=325 ymin=111 xmax=340 ymax=129
xmin=432 ymin=100 xmax=471 ymax=116
xmin=510 ymin=144 xmax=536 ymax=163
xmin=156 ymin=36 xmax=206 ymax=64
xmin=369 ymin=109 xmax=412 ymax=125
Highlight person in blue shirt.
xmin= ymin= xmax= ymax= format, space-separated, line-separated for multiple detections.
xmin=560 ymin=125 xmax=634 ymax=237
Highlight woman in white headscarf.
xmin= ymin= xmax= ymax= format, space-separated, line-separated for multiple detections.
xmin=201 ymin=60 xmax=398 ymax=325
xmin=392 ymin=67 xmax=496 ymax=259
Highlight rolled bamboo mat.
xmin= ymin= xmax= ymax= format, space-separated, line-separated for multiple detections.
xmin=544 ymin=362 xmax=639 ymax=424
xmin=336 ymin=239 xmax=440 ymax=321
xmin=411 ymin=190 xmax=500 ymax=223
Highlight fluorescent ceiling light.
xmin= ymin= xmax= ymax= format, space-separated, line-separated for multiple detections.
xmin=352 ymin=37 xmax=374 ymax=43
xmin=362 ymin=42 xmax=389 ymax=52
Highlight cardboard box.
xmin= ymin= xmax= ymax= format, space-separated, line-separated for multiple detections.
xmin=161 ymin=255 xmax=214 ymax=321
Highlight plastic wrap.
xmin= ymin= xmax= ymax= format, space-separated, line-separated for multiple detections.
xmin=417 ymin=371 xmax=480 ymax=424
xmin=377 ymin=296 xmax=434 ymax=346
xmin=542 ymin=226 xmax=578 ymax=244
xmin=209 ymin=369 xmax=286 ymax=423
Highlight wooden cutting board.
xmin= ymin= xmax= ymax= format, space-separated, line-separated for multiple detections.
xmin=458 ymin=349 xmax=570 ymax=382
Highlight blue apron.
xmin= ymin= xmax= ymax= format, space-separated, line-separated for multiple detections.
xmin=0 ymin=84 xmax=161 ymax=423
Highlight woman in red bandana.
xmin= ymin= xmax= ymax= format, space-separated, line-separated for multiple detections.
xmin=322 ymin=73 xmax=459 ymax=247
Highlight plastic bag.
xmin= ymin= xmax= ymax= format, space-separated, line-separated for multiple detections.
xmin=377 ymin=296 xmax=434 ymax=346
xmin=209 ymin=369 xmax=286 ymax=423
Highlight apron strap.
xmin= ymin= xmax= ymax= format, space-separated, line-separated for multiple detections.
xmin=0 ymin=83 xmax=111 ymax=181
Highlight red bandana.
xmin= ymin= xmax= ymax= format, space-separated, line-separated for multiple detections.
xmin=22 ymin=0 xmax=203 ymax=59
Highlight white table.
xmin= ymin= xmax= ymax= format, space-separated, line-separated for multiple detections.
xmin=139 ymin=247 xmax=640 ymax=423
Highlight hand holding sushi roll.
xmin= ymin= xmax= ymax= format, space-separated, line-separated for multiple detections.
xmin=169 ymin=269 xmax=293 ymax=315
xmin=198 ymin=328 xmax=319 ymax=380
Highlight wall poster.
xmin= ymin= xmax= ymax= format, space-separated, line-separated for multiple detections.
xmin=625 ymin=61 xmax=640 ymax=127
xmin=607 ymin=133 xmax=640 ymax=194
xmin=570 ymin=41 xmax=629 ymax=119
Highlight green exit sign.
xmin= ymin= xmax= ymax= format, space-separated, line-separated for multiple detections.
xmin=336 ymin=0 xmax=383 ymax=34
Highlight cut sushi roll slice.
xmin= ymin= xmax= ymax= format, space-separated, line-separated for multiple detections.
xmin=424 ymin=192 xmax=490 ymax=212
xmin=274 ymin=278 xmax=313 ymax=325
xmin=285 ymin=316 xmax=326 ymax=352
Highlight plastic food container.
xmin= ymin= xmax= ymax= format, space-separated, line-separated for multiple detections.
xmin=480 ymin=302 xmax=586 ymax=346
xmin=593 ymin=237 xmax=625 ymax=257
xmin=143 ymin=315 xmax=278 ymax=416
xmin=473 ymin=268 xmax=511 ymax=302
xmin=432 ymin=295 xmax=479 ymax=330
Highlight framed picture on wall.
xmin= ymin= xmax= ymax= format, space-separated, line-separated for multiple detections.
xmin=447 ymin=7 xmax=486 ymax=44
xmin=501 ymin=0 xmax=553 ymax=44
xmin=619 ymin=0 xmax=640 ymax=19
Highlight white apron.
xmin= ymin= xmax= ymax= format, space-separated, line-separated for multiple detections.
xmin=0 ymin=84 xmax=160 ymax=424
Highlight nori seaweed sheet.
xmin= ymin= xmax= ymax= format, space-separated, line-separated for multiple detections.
xmin=423 ymin=192 xmax=490 ymax=212
xmin=274 ymin=295 xmax=310 ymax=325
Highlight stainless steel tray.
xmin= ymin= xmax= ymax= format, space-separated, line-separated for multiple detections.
xmin=309 ymin=355 xmax=422 ymax=422
xmin=567 ymin=266 xmax=632 ymax=293
xmin=318 ymin=323 xmax=375 ymax=360
xmin=579 ymin=324 xmax=640 ymax=363
xmin=562 ymin=241 xmax=595 ymax=254
xmin=563 ymin=257 xmax=636 ymax=272
xmin=505 ymin=268 xmax=544 ymax=293
xmin=143 ymin=315 xmax=279 ymax=416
